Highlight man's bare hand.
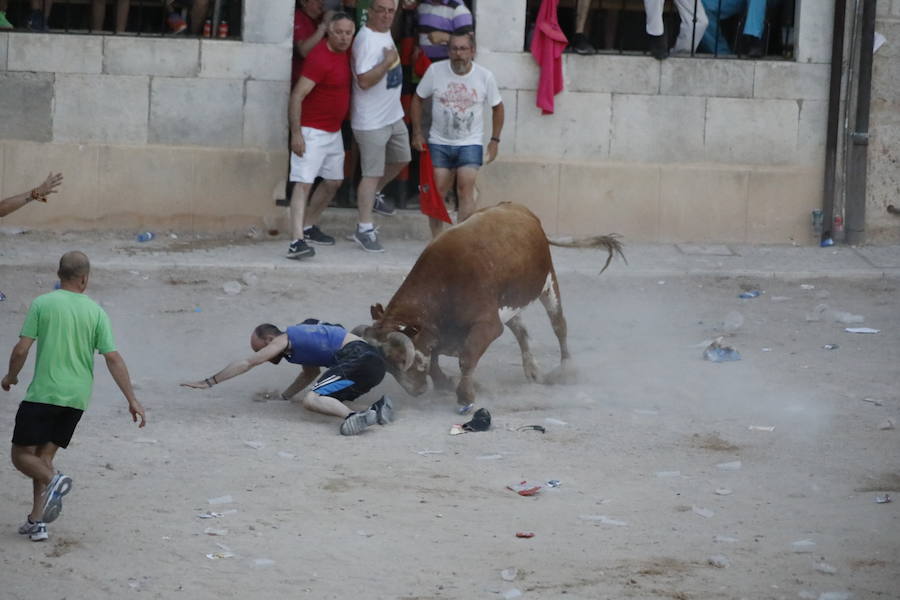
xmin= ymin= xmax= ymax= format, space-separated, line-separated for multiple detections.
xmin=486 ymin=140 xmax=499 ymax=164
xmin=129 ymin=400 xmax=147 ymax=428
xmin=33 ymin=172 xmax=63 ymax=201
xmin=290 ymin=134 xmax=306 ymax=157
xmin=180 ymin=380 xmax=212 ymax=389
xmin=382 ymin=46 xmax=399 ymax=66
xmin=412 ymin=132 xmax=428 ymax=152
xmin=1 ymin=374 xmax=17 ymax=391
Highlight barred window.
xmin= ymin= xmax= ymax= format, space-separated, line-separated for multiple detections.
xmin=1 ymin=0 xmax=243 ymax=39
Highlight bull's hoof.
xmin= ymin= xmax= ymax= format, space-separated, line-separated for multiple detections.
xmin=457 ymin=403 xmax=474 ymax=415
xmin=542 ymin=363 xmax=575 ymax=385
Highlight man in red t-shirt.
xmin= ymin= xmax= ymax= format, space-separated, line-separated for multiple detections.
xmin=292 ymin=0 xmax=330 ymax=88
xmin=285 ymin=13 xmax=356 ymax=260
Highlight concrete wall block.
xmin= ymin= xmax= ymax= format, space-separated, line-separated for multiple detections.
xmin=747 ymin=168 xmax=823 ymax=244
xmin=610 ymin=94 xmax=706 ymax=162
xmin=8 ymin=32 xmax=102 ymax=73
xmin=104 ymin=38 xmax=200 ymax=77
xmin=191 ymin=148 xmax=285 ymax=230
xmin=866 ymin=121 xmax=900 ymax=242
xmin=96 ymin=145 xmax=195 ymax=229
xmin=54 ymin=74 xmax=149 ymax=144
xmin=705 ymin=97 xmax=799 ymax=165
xmin=476 ymin=0 xmax=526 ymax=53
xmin=476 ymin=51 xmax=538 ymax=91
xmin=659 ymin=165 xmax=749 ymax=242
xmin=797 ymin=99 xmax=828 ymax=166
xmin=0 ymin=72 xmax=54 ymax=142
xmin=200 ymin=41 xmax=291 ymax=81
xmin=753 ymin=62 xmax=830 ymax=100
xmin=892 ymin=0 xmax=900 ymax=17
xmin=796 ymin=0 xmax=834 ymax=64
xmin=566 ymin=54 xmax=659 ymax=95
xmin=514 ymin=91 xmax=610 ymax=160
xmin=1 ymin=141 xmax=100 ymax=228
xmin=0 ymin=32 xmax=8 ymax=70
xmin=242 ymin=0 xmax=294 ymax=45
xmin=476 ymin=159 xmax=560 ymax=233
xmin=150 ymin=77 xmax=244 ymax=147
xmin=660 ymin=58 xmax=754 ymax=98
xmin=244 ymin=80 xmax=290 ymax=150
xmin=558 ymin=163 xmax=661 ymax=242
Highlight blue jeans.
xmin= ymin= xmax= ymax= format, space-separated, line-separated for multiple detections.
xmin=700 ymin=0 xmax=767 ymax=55
xmin=429 ymin=144 xmax=483 ymax=170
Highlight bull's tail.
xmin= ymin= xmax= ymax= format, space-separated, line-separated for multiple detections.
xmin=548 ymin=234 xmax=626 ymax=274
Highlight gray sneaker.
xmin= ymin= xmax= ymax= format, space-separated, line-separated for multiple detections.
xmin=29 ymin=522 xmax=48 ymax=542
xmin=370 ymin=395 xmax=394 ymax=425
xmin=40 ymin=473 xmax=73 ymax=524
xmin=340 ymin=409 xmax=378 ymax=435
xmin=373 ymin=192 xmax=396 ymax=216
xmin=353 ymin=228 xmax=384 ymax=253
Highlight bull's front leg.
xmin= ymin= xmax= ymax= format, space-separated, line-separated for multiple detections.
xmin=429 ymin=353 xmax=454 ymax=391
xmin=456 ymin=319 xmax=504 ymax=409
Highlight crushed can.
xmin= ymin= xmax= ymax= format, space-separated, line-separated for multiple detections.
xmin=811 ymin=209 xmax=824 ymax=237
xmin=832 ymin=215 xmax=845 ymax=243
xmin=218 ymin=20 xmax=228 ymax=38
xmin=202 ymin=19 xmax=212 ymax=37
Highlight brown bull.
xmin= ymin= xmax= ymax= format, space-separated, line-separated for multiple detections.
xmin=358 ymin=202 xmax=624 ymax=410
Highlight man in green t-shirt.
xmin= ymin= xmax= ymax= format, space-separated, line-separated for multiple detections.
xmin=2 ymin=251 xmax=146 ymax=542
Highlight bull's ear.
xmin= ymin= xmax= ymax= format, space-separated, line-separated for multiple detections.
xmin=371 ymin=303 xmax=385 ymax=320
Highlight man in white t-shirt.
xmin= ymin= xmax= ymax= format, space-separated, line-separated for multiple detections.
xmin=350 ymin=0 xmax=411 ymax=253
xmin=410 ymin=32 xmax=504 ymax=238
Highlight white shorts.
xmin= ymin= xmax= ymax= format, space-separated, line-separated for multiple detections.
xmin=290 ymin=127 xmax=345 ymax=184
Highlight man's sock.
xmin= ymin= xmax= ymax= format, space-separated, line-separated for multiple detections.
xmin=358 ymin=222 xmax=374 ymax=233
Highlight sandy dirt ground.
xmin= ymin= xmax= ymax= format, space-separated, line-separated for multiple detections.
xmin=0 ymin=241 xmax=898 ymax=600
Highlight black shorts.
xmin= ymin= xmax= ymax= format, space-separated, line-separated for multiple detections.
xmin=12 ymin=401 xmax=84 ymax=448
xmin=311 ymin=341 xmax=386 ymax=403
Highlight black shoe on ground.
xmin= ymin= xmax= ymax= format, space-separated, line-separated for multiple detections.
xmin=740 ymin=34 xmax=765 ymax=58
xmin=304 ymin=225 xmax=335 ymax=246
xmin=648 ymin=33 xmax=669 ymax=60
xmin=571 ymin=33 xmax=595 ymax=55
xmin=287 ymin=239 xmax=315 ymax=259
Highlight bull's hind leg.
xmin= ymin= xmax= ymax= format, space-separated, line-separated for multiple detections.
xmin=539 ymin=268 xmax=572 ymax=384
xmin=456 ymin=319 xmax=504 ymax=409
xmin=506 ymin=314 xmax=541 ymax=383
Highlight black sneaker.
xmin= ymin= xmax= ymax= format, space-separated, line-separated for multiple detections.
xmin=740 ymin=34 xmax=765 ymax=59
xmin=370 ymin=395 xmax=394 ymax=425
xmin=373 ymin=192 xmax=396 ymax=217
xmin=648 ymin=33 xmax=669 ymax=60
xmin=571 ymin=33 xmax=595 ymax=55
xmin=287 ymin=239 xmax=315 ymax=260
xmin=304 ymin=225 xmax=335 ymax=246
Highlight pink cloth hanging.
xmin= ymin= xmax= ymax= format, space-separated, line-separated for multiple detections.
xmin=530 ymin=0 xmax=567 ymax=115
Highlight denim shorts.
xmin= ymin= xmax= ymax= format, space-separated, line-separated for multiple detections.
xmin=429 ymin=144 xmax=483 ymax=170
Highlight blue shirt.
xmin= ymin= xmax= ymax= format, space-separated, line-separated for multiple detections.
xmin=284 ymin=324 xmax=347 ymax=366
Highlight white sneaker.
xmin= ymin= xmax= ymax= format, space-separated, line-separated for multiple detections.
xmin=18 ymin=517 xmax=40 ymax=535
xmin=339 ymin=409 xmax=378 ymax=435
xmin=29 ymin=522 xmax=48 ymax=542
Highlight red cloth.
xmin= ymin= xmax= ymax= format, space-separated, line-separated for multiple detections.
xmin=413 ymin=50 xmax=432 ymax=79
xmin=299 ymin=40 xmax=352 ymax=132
xmin=292 ymin=9 xmax=317 ymax=87
xmin=529 ymin=0 xmax=567 ymax=115
xmin=418 ymin=146 xmax=451 ymax=224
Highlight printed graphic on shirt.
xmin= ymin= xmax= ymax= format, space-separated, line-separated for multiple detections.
xmin=386 ymin=58 xmax=403 ymax=89
xmin=437 ymin=82 xmax=478 ymax=137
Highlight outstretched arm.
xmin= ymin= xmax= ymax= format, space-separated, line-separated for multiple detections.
xmin=181 ymin=335 xmax=289 ymax=389
xmin=103 ymin=351 xmax=146 ymax=427
xmin=2 ymin=337 xmax=35 ymax=391
xmin=0 ymin=173 xmax=63 ymax=218
xmin=281 ymin=365 xmax=321 ymax=400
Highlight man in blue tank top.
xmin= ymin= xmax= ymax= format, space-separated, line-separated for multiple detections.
xmin=181 ymin=319 xmax=392 ymax=435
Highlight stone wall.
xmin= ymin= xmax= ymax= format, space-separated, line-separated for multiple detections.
xmin=470 ymin=0 xmax=836 ymax=243
xmin=869 ymin=0 xmax=900 ymax=242
xmin=0 ymin=0 xmax=293 ymax=232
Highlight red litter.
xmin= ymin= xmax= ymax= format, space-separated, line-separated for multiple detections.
xmin=515 ymin=532 xmax=535 ymax=538
xmin=507 ymin=481 xmax=542 ymax=496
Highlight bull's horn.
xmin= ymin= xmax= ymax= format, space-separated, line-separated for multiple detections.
xmin=386 ymin=331 xmax=416 ymax=371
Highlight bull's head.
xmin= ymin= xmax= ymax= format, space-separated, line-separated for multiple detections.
xmin=353 ymin=303 xmax=431 ymax=396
